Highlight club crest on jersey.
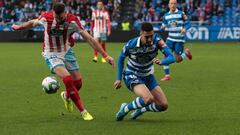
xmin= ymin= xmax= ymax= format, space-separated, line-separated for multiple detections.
xmin=169 ymin=21 xmax=178 ymax=27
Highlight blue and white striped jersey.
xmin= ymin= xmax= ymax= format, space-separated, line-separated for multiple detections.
xmin=162 ymin=9 xmax=191 ymax=42
xmin=117 ymin=33 xmax=175 ymax=80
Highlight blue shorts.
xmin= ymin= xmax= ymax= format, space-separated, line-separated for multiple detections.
xmin=44 ymin=48 xmax=80 ymax=72
xmin=166 ymin=39 xmax=184 ymax=55
xmin=123 ymin=71 xmax=159 ymax=92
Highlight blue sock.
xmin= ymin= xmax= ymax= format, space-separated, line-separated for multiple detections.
xmin=141 ymin=103 xmax=163 ymax=112
xmin=163 ymin=65 xmax=170 ymax=76
xmin=124 ymin=97 xmax=147 ymax=113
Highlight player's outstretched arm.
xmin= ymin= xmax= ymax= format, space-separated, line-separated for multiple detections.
xmin=80 ymin=30 xmax=115 ymax=68
xmin=181 ymin=14 xmax=191 ymax=35
xmin=12 ymin=19 xmax=40 ymax=31
xmin=154 ymin=40 xmax=175 ymax=65
xmin=114 ymin=51 xmax=125 ymax=90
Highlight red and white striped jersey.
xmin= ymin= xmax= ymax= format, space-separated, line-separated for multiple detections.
xmin=90 ymin=9 xmax=111 ymax=33
xmin=37 ymin=12 xmax=84 ymax=54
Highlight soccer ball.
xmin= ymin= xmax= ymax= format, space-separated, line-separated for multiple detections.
xmin=41 ymin=76 xmax=60 ymax=94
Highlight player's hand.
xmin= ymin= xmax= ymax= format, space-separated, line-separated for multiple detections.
xmin=180 ymin=28 xmax=186 ymax=35
xmin=114 ymin=80 xmax=122 ymax=89
xmin=90 ymin=31 xmax=93 ymax=36
xmin=105 ymin=55 xmax=115 ymax=68
xmin=152 ymin=58 xmax=162 ymax=65
xmin=12 ymin=24 xmax=25 ymax=31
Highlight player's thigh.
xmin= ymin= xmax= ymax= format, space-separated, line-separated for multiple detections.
xmin=166 ymin=39 xmax=174 ymax=52
xmin=145 ymin=74 xmax=159 ymax=91
xmin=150 ymin=86 xmax=168 ymax=106
xmin=123 ymin=72 xmax=153 ymax=102
xmin=64 ymin=48 xmax=80 ymax=78
xmin=133 ymin=84 xmax=154 ymax=103
xmin=45 ymin=56 xmax=70 ymax=78
xmin=54 ymin=66 xmax=71 ymax=79
xmin=174 ymin=42 xmax=184 ymax=55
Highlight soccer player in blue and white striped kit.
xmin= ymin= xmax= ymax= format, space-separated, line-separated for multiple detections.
xmin=160 ymin=0 xmax=192 ymax=81
xmin=114 ymin=22 xmax=175 ymax=121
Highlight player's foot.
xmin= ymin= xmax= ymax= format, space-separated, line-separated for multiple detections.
xmin=81 ymin=110 xmax=94 ymax=121
xmin=160 ymin=75 xmax=170 ymax=81
xmin=101 ymin=58 xmax=106 ymax=63
xmin=130 ymin=109 xmax=143 ymax=120
xmin=185 ymin=48 xmax=192 ymax=60
xmin=61 ymin=91 xmax=74 ymax=112
xmin=116 ymin=103 xmax=128 ymax=121
xmin=93 ymin=56 xmax=98 ymax=62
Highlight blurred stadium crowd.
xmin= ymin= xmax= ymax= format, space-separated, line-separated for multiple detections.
xmin=0 ymin=0 xmax=239 ymax=30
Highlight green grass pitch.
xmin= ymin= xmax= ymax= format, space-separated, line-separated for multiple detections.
xmin=0 ymin=42 xmax=240 ymax=135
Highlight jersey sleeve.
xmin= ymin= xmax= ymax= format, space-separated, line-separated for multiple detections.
xmin=182 ymin=11 xmax=191 ymax=30
xmin=73 ymin=16 xmax=85 ymax=33
xmin=161 ymin=15 xmax=167 ymax=27
xmin=160 ymin=46 xmax=175 ymax=65
xmin=90 ymin=11 xmax=95 ymax=31
xmin=106 ymin=12 xmax=111 ymax=31
xmin=160 ymin=15 xmax=167 ymax=32
xmin=117 ymin=41 xmax=131 ymax=80
xmin=121 ymin=41 xmax=131 ymax=57
xmin=37 ymin=13 xmax=47 ymax=26
xmin=91 ymin=11 xmax=95 ymax=21
xmin=153 ymin=33 xmax=163 ymax=46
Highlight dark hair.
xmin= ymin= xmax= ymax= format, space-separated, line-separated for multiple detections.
xmin=53 ymin=2 xmax=65 ymax=15
xmin=141 ymin=22 xmax=153 ymax=32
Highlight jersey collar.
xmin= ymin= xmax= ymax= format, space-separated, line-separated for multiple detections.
xmin=136 ymin=37 xmax=141 ymax=47
xmin=169 ymin=9 xmax=178 ymax=14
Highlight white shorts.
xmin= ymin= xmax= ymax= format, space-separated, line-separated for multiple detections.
xmin=44 ymin=48 xmax=80 ymax=73
xmin=93 ymin=32 xmax=107 ymax=41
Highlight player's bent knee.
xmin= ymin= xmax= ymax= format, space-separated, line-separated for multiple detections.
xmin=161 ymin=103 xmax=168 ymax=111
xmin=74 ymin=79 xmax=82 ymax=91
xmin=160 ymin=102 xmax=168 ymax=111
xmin=143 ymin=96 xmax=154 ymax=104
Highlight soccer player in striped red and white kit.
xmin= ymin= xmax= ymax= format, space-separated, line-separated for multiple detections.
xmin=90 ymin=1 xmax=111 ymax=63
xmin=12 ymin=2 xmax=115 ymax=121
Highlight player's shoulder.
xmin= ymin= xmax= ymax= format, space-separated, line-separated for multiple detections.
xmin=164 ymin=11 xmax=171 ymax=16
xmin=177 ymin=9 xmax=185 ymax=14
xmin=103 ymin=9 xmax=109 ymax=13
xmin=153 ymin=33 xmax=162 ymax=41
xmin=39 ymin=11 xmax=53 ymax=20
xmin=126 ymin=37 xmax=139 ymax=48
xmin=66 ymin=13 xmax=78 ymax=21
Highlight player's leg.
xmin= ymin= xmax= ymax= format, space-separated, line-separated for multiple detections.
xmin=175 ymin=42 xmax=192 ymax=63
xmin=45 ymin=56 xmax=75 ymax=112
xmin=64 ymin=49 xmax=93 ymax=120
xmin=100 ymin=32 xmax=107 ymax=63
xmin=69 ymin=70 xmax=93 ymax=120
xmin=65 ymin=48 xmax=83 ymax=91
xmin=101 ymin=41 xmax=107 ymax=63
xmin=116 ymin=84 xmax=153 ymax=121
xmin=53 ymin=66 xmax=85 ymax=113
xmin=131 ymin=86 xmax=168 ymax=120
xmin=70 ymin=70 xmax=83 ymax=91
xmin=161 ymin=40 xmax=173 ymax=81
xmin=116 ymin=73 xmax=154 ymax=121
xmin=130 ymin=74 xmax=167 ymax=119
xmin=93 ymin=32 xmax=100 ymax=62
